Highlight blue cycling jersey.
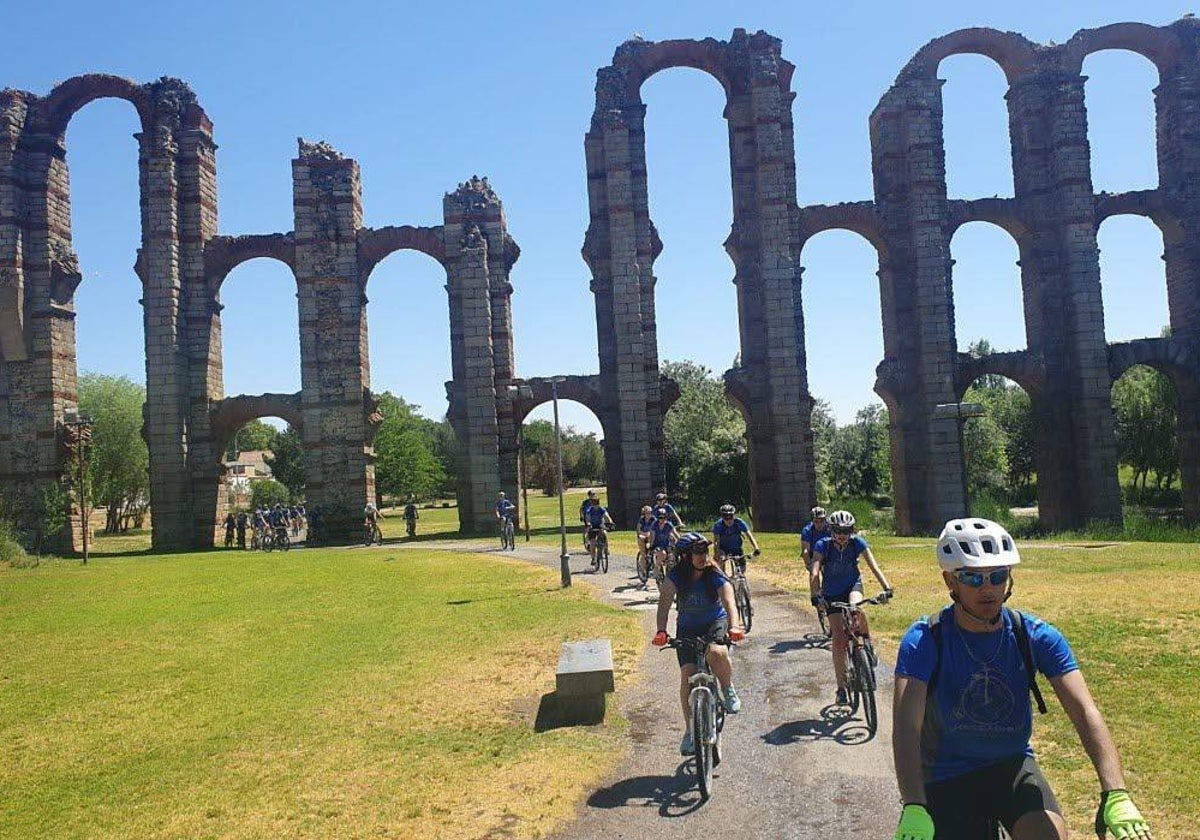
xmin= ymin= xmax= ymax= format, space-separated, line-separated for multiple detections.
xmin=895 ymin=607 xmax=1078 ymax=783
xmin=496 ymin=500 xmax=516 ymax=519
xmin=713 ymin=516 xmax=750 ymax=554
xmin=585 ymin=505 xmax=609 ymax=527
xmin=813 ymin=534 xmax=869 ymax=595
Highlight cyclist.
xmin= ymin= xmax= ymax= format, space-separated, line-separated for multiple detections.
xmin=712 ymin=503 xmax=760 ymax=573
xmin=653 ymin=492 xmax=684 ymax=528
xmin=495 ymin=492 xmax=517 ymax=532
xmin=652 ymin=532 xmax=746 ymax=754
xmin=649 ymin=507 xmax=680 ymax=581
xmin=235 ymin=510 xmax=248 ymax=549
xmin=635 ymin=504 xmax=657 ymax=583
xmin=583 ymin=496 xmax=615 ymax=570
xmin=270 ymin=503 xmax=290 ymax=545
xmin=892 ymin=518 xmax=1152 ymax=840
xmin=253 ymin=506 xmax=269 ymax=546
xmin=801 ymin=506 xmax=831 ymax=607
xmin=579 ymin=489 xmax=598 ymax=548
xmin=223 ymin=512 xmax=236 ymax=548
xmin=403 ymin=496 xmax=419 ymax=537
xmin=364 ymin=500 xmax=383 ymax=542
xmin=809 ymin=509 xmax=892 ymax=705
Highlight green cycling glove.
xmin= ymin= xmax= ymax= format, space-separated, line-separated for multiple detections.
xmin=895 ymin=803 xmax=934 ymax=840
xmin=1095 ymin=789 xmax=1151 ymax=838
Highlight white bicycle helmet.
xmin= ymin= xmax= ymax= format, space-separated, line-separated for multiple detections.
xmin=827 ymin=510 xmax=855 ymax=530
xmin=811 ymin=506 xmax=827 ymax=519
xmin=936 ymin=518 xmax=1021 ymax=571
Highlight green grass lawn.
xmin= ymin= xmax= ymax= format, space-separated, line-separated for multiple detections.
xmin=0 ymin=544 xmax=641 ymax=839
xmin=40 ymin=492 xmax=1199 ymax=836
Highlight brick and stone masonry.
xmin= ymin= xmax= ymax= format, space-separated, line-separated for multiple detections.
xmin=2 ymin=18 xmax=1199 ymax=550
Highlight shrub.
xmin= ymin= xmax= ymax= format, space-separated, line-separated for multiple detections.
xmin=0 ymin=518 xmax=32 ymax=568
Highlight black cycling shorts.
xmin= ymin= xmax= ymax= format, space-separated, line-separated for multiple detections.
xmin=823 ymin=579 xmax=865 ymax=615
xmin=926 ymin=754 xmax=1061 ymax=837
xmin=675 ymin=617 xmax=729 ymax=668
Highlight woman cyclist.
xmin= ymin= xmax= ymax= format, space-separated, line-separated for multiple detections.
xmin=809 ymin=509 xmax=892 ymax=705
xmin=652 ymin=532 xmax=746 ymax=754
xmin=649 ymin=507 xmax=680 ymax=580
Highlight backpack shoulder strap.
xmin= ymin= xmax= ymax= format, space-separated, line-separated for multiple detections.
xmin=1007 ymin=607 xmax=1048 ymax=715
xmin=927 ymin=610 xmax=944 ymax=690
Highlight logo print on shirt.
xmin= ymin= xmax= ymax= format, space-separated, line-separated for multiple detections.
xmin=953 ymin=664 xmax=1016 ymax=727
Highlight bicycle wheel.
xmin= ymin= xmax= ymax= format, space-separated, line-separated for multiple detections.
xmin=636 ymin=550 xmax=649 ymax=584
xmin=735 ymin=579 xmax=753 ymax=634
xmin=600 ymin=534 xmax=609 ymax=573
xmin=844 ymin=649 xmax=860 ymax=712
xmin=854 ymin=646 xmax=877 ymax=736
xmin=691 ymin=689 xmax=714 ymax=800
xmin=264 ymin=533 xmax=274 ymax=553
xmin=818 ymin=604 xmax=831 ymax=637
xmin=279 ymin=532 xmax=290 ymax=552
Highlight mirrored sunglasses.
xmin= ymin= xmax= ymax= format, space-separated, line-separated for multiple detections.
xmin=954 ymin=567 xmax=1011 ymax=587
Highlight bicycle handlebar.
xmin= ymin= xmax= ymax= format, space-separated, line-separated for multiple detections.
xmin=824 ymin=594 xmax=891 ymax=611
xmin=658 ymin=634 xmax=738 ymax=652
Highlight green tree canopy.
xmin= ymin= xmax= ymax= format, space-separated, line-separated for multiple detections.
xmin=225 ymin=420 xmax=277 ymax=459
xmin=77 ymin=372 xmax=149 ymax=533
xmin=266 ymin=425 xmax=306 ymax=502
xmin=373 ymin=393 xmax=445 ymax=503
xmin=1112 ymin=364 xmax=1178 ymax=493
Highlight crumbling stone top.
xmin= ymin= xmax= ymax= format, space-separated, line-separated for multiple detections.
xmin=296 ymin=138 xmax=345 ymax=162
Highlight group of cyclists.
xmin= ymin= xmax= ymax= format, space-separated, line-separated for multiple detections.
xmin=363 ymin=497 xmax=421 ymax=543
xmin=222 ymin=503 xmax=305 ymax=549
xmin=642 ymin=499 xmax=1151 ymax=839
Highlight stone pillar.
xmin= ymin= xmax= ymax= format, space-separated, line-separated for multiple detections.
xmin=0 ymin=92 xmax=78 ymax=548
xmin=583 ymin=87 xmax=650 ymax=526
xmin=724 ymin=31 xmax=814 ymax=530
xmin=443 ymin=178 xmax=501 ymax=533
xmin=293 ymin=140 xmax=373 ymax=543
xmin=869 ymin=78 xmax=965 ymax=534
xmin=470 ymin=178 xmax=522 ymax=504
xmin=176 ymin=104 xmax=222 ymax=547
xmin=1008 ymin=67 xmax=1121 ymax=527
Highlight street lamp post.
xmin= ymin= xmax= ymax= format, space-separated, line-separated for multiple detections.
xmin=550 ymin=378 xmax=571 ymax=587
xmin=63 ymin=409 xmax=93 ymax=564
xmin=933 ymin=401 xmax=986 ymax=518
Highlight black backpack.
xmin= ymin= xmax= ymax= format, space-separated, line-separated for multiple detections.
xmin=927 ymin=606 xmax=1048 ymax=715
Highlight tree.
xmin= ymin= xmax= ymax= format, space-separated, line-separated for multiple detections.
xmin=662 ymin=360 xmax=748 ymax=518
xmin=372 ymin=393 xmax=445 ymax=503
xmin=1112 ymin=365 xmax=1178 ymax=494
xmin=225 ymin=420 xmax=277 ymax=459
xmin=431 ymin=418 xmax=459 ymax=497
xmin=827 ymin=404 xmax=891 ymax=500
xmin=77 ymin=373 xmax=149 ymax=533
xmin=266 ymin=426 xmax=306 ymax=502
xmin=250 ymin=479 xmax=291 ymax=509
xmin=811 ymin=398 xmax=838 ymax=500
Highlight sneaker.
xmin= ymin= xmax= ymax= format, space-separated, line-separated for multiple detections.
xmin=723 ymin=684 xmax=742 ymax=714
xmin=836 ymin=687 xmax=849 ymax=705
xmin=680 ymin=731 xmax=694 ymax=755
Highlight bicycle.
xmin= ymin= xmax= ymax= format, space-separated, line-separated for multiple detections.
xmin=816 ymin=599 xmax=831 ymax=638
xmin=363 ymin=518 xmax=382 ymax=546
xmin=589 ymin=526 xmax=610 ymax=572
xmin=272 ymin=525 xmax=290 ymax=552
xmin=500 ymin=516 xmax=516 ymax=551
xmin=725 ymin=553 xmax=754 ymax=634
xmin=661 ymin=634 xmax=733 ymax=801
xmin=636 ymin=539 xmax=651 ymax=585
xmin=405 ymin=518 xmax=417 ymax=539
xmin=826 ymin=594 xmax=889 ymax=738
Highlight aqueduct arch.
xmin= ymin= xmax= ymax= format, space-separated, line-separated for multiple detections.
xmin=583 ymin=30 xmax=813 ymax=529
xmin=6 ymin=17 xmax=1200 ymax=550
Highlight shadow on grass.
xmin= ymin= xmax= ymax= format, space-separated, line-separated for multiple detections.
xmin=446 ymin=587 xmax=562 ymax=606
xmin=534 ymin=691 xmax=607 ymax=731
xmin=586 ymin=761 xmax=706 ymax=817
xmin=761 ymin=704 xmax=872 ymax=746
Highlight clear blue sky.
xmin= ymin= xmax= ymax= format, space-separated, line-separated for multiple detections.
xmin=5 ymin=0 xmax=1186 ymax=434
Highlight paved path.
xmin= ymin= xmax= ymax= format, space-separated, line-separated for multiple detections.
xmin=400 ymin=537 xmax=902 ymax=839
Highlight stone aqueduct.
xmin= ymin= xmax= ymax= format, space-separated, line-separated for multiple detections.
xmin=3 ymin=18 xmax=1200 ymax=549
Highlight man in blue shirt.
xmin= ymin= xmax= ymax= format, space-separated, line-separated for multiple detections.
xmin=800 ymin=506 xmax=830 ymax=609
xmin=648 ymin=507 xmax=679 ymax=581
xmin=579 ymin=489 xmax=598 ymax=548
xmin=891 ymin=518 xmax=1151 ymax=840
xmin=711 ymin=503 xmax=760 ymax=573
xmin=495 ymin=492 xmax=517 ymax=524
xmin=582 ymin=496 xmax=614 ymax=570
xmin=652 ymin=532 xmax=746 ymax=755
xmin=653 ymin=492 xmax=684 ymax=528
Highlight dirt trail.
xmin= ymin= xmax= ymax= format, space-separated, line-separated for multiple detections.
xmin=409 ymin=538 xmax=903 ymax=839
